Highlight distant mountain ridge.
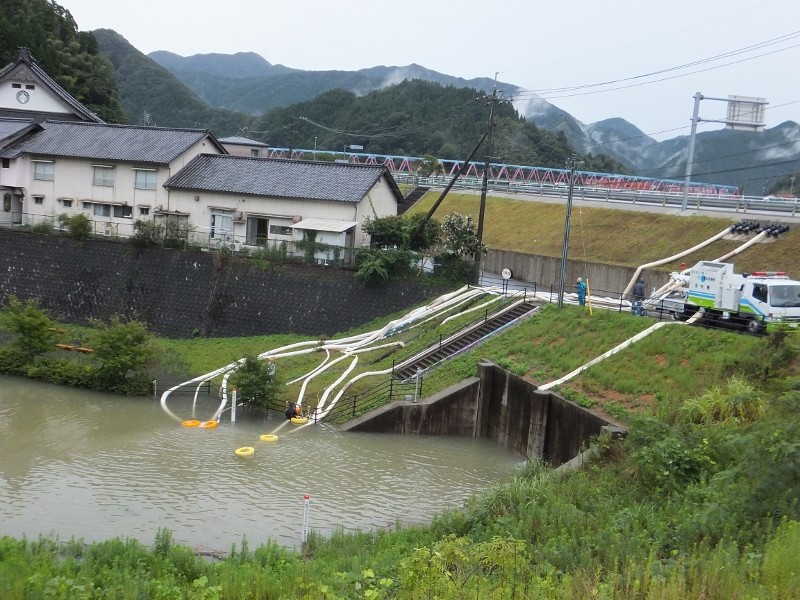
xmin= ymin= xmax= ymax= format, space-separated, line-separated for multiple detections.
xmin=113 ymin=42 xmax=800 ymax=195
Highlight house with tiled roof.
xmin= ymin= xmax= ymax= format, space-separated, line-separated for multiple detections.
xmin=164 ymin=154 xmax=402 ymax=257
xmin=0 ymin=119 xmax=226 ymax=232
xmin=0 ymin=48 xmax=401 ymax=255
xmin=218 ymin=135 xmax=269 ymax=158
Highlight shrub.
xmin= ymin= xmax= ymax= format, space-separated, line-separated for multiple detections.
xmin=131 ymin=219 xmax=164 ymax=248
xmin=57 ymin=212 xmax=91 ymax=242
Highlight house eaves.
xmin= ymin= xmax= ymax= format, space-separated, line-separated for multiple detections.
xmin=164 ymin=154 xmax=396 ymax=203
xmin=0 ymin=48 xmax=104 ymax=124
xmin=0 ymin=118 xmax=40 ymax=152
xmin=0 ymin=121 xmax=224 ymax=164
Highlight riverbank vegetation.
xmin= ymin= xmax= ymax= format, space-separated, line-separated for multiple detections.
xmin=0 ymin=296 xmax=154 ymax=395
xmin=1 ymin=303 xmax=798 ymax=597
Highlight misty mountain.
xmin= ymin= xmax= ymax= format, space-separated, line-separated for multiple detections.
xmin=117 ymin=41 xmax=800 ymax=194
xmin=637 ymin=121 xmax=800 ymax=195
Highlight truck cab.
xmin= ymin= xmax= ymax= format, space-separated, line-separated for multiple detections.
xmin=684 ymin=261 xmax=800 ymax=333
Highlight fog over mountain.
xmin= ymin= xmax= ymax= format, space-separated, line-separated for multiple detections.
xmin=147 ymin=49 xmax=800 ymax=195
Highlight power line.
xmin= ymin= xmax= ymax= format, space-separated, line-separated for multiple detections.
xmin=515 ymin=30 xmax=800 ymax=98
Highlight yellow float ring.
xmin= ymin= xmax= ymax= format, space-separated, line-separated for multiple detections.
xmin=290 ymin=416 xmax=309 ymax=425
xmin=199 ymin=420 xmax=218 ymax=429
xmin=234 ymin=446 xmax=255 ymax=457
xmin=260 ymin=434 xmax=279 ymax=442
xmin=182 ymin=419 xmax=201 ymax=428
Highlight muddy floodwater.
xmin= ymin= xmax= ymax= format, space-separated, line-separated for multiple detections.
xmin=0 ymin=376 xmax=520 ymax=551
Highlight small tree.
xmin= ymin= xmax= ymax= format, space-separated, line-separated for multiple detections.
xmin=0 ymin=295 xmax=57 ymax=362
xmin=131 ymin=219 xmax=164 ymax=248
xmin=440 ymin=213 xmax=485 ymax=257
xmin=232 ymin=354 xmax=279 ymax=409
xmin=417 ymin=154 xmax=443 ymax=177
xmin=57 ymin=212 xmax=92 ymax=242
xmin=90 ymin=317 xmax=154 ymax=393
xmin=362 ymin=214 xmax=439 ymax=251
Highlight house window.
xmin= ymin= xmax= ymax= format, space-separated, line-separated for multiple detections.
xmin=211 ymin=211 xmax=233 ymax=240
xmin=113 ymin=205 xmax=133 ymax=218
xmin=33 ymin=161 xmax=54 ymax=181
xmin=82 ymin=202 xmax=111 ymax=217
xmin=250 ymin=149 xmax=259 ymax=157
xmin=62 ymin=199 xmax=73 ymax=208
xmin=33 ymin=196 xmax=44 ymax=205
xmin=93 ymin=165 xmax=115 ymax=187
xmin=2 ymin=159 xmax=9 ymax=168
xmin=25 ymin=84 xmax=35 ymax=90
xmin=246 ymin=216 xmax=269 ymax=245
xmin=11 ymin=83 xmax=20 ymax=89
xmin=139 ymin=206 xmax=150 ymax=216
xmin=269 ymin=224 xmax=293 ymax=236
xmin=3 ymin=194 xmax=10 ymax=212
xmin=133 ymin=169 xmax=157 ymax=190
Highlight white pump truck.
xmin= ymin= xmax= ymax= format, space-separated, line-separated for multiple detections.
xmin=670 ymin=261 xmax=800 ymax=333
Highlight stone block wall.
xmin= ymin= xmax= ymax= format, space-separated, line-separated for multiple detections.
xmin=0 ymin=230 xmax=449 ymax=338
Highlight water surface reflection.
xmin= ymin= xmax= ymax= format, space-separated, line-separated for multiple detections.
xmin=0 ymin=377 xmax=519 ymax=550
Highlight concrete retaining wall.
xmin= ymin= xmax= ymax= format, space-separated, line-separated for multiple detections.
xmin=0 ymin=230 xmax=449 ymax=338
xmin=484 ymin=248 xmax=664 ymax=297
xmin=343 ymin=361 xmax=618 ymax=466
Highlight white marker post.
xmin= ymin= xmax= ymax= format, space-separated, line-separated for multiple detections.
xmin=231 ymin=388 xmax=237 ymax=423
xmin=301 ymin=494 xmax=310 ymax=543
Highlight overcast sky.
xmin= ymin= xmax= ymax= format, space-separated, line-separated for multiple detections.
xmin=60 ymin=0 xmax=799 ymax=141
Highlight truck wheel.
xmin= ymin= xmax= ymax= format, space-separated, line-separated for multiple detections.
xmin=746 ymin=318 xmax=764 ymax=335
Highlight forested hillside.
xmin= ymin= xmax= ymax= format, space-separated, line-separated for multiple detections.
xmin=251 ymin=80 xmax=625 ymax=171
xmin=0 ymin=0 xmax=124 ymax=122
xmin=90 ymin=29 xmax=253 ymax=134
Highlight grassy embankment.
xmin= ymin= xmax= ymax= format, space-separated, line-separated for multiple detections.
xmin=408 ymin=191 xmax=800 ymax=275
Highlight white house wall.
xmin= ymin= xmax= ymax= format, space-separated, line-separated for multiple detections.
xmin=13 ymin=135 xmax=223 ymax=230
xmin=22 ymin=156 xmax=166 ymax=227
xmin=1 ymin=77 xmax=75 ymax=115
xmin=170 ymin=175 xmax=398 ymax=247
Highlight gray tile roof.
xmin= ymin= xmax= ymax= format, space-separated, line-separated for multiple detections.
xmin=218 ymin=135 xmax=268 ymax=147
xmin=0 ymin=121 xmax=219 ymax=164
xmin=164 ymin=155 xmax=395 ymax=203
xmin=0 ymin=118 xmax=34 ymax=141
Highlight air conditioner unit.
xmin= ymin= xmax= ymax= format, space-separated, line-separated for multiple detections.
xmin=103 ymin=223 xmax=112 ymax=237
xmin=233 ymin=210 xmax=245 ymax=223
xmin=292 ymin=215 xmax=303 ymax=223
xmin=156 ymin=204 xmax=164 ymax=211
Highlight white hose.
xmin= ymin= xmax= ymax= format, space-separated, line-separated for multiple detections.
xmin=622 ymin=227 xmax=731 ymax=297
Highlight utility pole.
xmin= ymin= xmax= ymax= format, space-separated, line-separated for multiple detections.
xmin=474 ymin=74 xmax=500 ymax=281
xmin=681 ymin=92 xmax=702 ymax=212
xmin=557 ymin=155 xmax=579 ymax=308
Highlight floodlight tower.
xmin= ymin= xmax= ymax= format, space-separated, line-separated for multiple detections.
xmin=681 ymin=92 xmax=767 ymax=210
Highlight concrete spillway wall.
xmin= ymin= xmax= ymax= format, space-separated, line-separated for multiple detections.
xmin=342 ymin=361 xmax=619 ymax=466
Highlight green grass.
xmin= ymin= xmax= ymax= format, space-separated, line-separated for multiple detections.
xmin=408 ymin=190 xmax=800 ymax=277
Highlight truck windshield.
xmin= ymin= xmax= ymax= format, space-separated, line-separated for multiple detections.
xmin=768 ymin=284 xmax=800 ymax=308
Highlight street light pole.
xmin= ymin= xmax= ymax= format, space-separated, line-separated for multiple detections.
xmin=557 ymin=155 xmax=578 ymax=308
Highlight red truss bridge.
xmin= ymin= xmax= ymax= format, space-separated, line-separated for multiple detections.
xmin=265 ymin=148 xmax=740 ymax=196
